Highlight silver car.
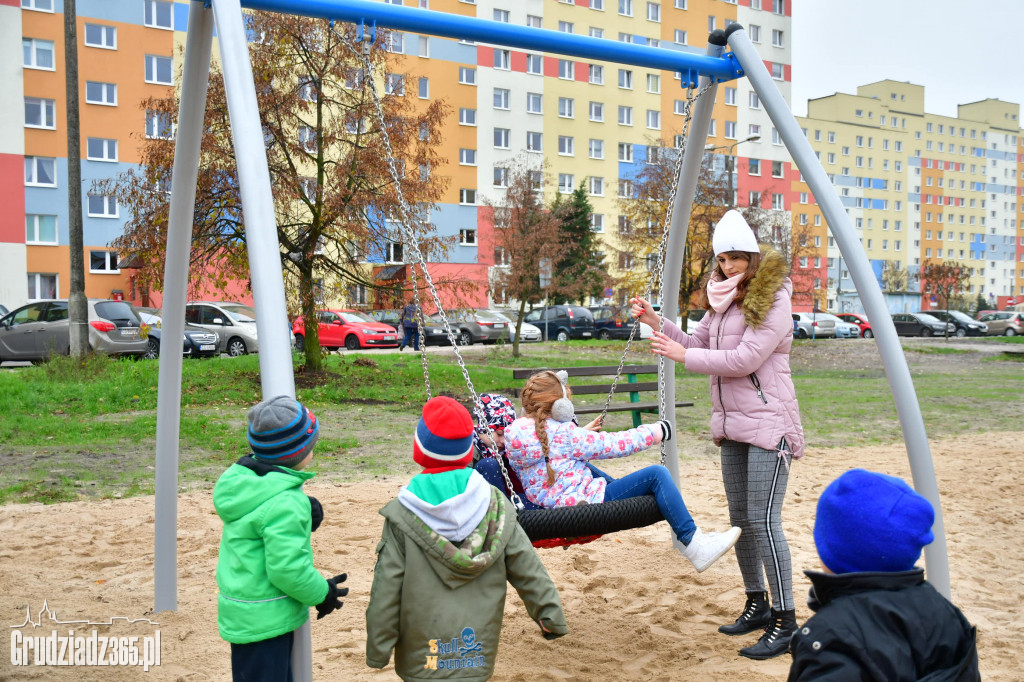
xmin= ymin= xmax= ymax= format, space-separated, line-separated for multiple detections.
xmin=489 ymin=309 xmax=541 ymax=343
xmin=792 ymin=312 xmax=837 ymax=339
xmin=185 ymin=301 xmax=261 ymax=356
xmin=0 ymin=299 xmax=148 ymax=362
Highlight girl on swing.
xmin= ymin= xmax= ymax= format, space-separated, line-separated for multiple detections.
xmin=504 ymin=370 xmax=741 ymax=573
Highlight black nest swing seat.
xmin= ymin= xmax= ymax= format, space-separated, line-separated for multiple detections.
xmin=474 ymin=456 xmax=665 ymax=548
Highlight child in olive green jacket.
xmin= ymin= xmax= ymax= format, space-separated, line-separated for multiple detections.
xmin=366 ymin=396 xmax=567 ymax=681
xmin=214 ymin=395 xmax=347 ymax=682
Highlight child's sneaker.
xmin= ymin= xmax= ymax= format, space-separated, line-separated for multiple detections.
xmin=681 ymin=526 xmax=741 ymax=572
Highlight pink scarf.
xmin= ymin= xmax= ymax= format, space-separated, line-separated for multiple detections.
xmin=706 ymin=274 xmax=742 ymax=313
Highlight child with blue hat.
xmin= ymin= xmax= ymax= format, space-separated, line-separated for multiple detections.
xmin=788 ymin=469 xmax=979 ymax=681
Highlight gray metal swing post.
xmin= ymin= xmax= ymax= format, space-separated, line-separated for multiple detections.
xmin=725 ymin=24 xmax=951 ymax=598
xmin=658 ymin=36 xmax=725 ymax=551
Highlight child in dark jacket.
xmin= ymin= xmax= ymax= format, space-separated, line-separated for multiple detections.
xmin=788 ymin=469 xmax=979 ymax=682
xmin=366 ymin=396 xmax=567 ymax=681
xmin=214 ymin=395 xmax=348 ymax=682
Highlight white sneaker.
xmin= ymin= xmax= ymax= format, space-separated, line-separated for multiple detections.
xmin=681 ymin=526 xmax=741 ymax=573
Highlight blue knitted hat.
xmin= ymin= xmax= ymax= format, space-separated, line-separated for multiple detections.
xmin=814 ymin=469 xmax=935 ymax=574
xmin=247 ymin=395 xmax=320 ymax=468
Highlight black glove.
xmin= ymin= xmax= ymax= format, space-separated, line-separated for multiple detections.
xmin=315 ymin=573 xmax=348 ymax=620
xmin=655 ymin=419 xmax=674 ymax=443
xmin=308 ymin=495 xmax=323 ymax=533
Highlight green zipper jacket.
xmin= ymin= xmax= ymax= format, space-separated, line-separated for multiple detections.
xmin=213 ymin=456 xmax=329 ymax=644
xmin=366 ymin=482 xmax=567 ymax=681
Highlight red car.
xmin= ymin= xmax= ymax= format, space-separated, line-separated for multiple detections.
xmin=836 ymin=312 xmax=872 ymax=338
xmin=292 ymin=309 xmax=399 ymax=351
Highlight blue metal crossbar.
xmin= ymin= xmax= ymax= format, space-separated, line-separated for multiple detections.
xmin=238 ymin=0 xmax=743 ymax=87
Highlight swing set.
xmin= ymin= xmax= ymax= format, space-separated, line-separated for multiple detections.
xmin=152 ymin=1 xmax=953 ymax=678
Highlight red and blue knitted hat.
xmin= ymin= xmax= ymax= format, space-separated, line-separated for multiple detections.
xmin=247 ymin=395 xmax=319 ymax=468
xmin=413 ymin=396 xmax=475 ymax=472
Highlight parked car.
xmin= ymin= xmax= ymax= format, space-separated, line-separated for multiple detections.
xmin=926 ymin=310 xmax=988 ymax=337
xmin=891 ymin=312 xmax=956 ymax=337
xmin=368 ymin=309 xmax=403 ymax=329
xmin=134 ymin=306 xmax=220 ymax=359
xmin=979 ymin=311 xmax=1023 ymax=336
xmin=422 ymin=309 xmax=512 ymax=346
xmin=812 ymin=313 xmax=860 ymax=339
xmin=792 ymin=312 xmax=837 ymax=339
xmin=184 ymin=301 xmax=261 ymax=357
xmin=975 ymin=310 xmax=999 ymax=321
xmin=522 ymin=305 xmax=595 ymax=342
xmin=292 ymin=309 xmax=399 ymax=351
xmin=0 ymin=299 xmax=148 ymax=363
xmin=836 ymin=312 xmax=872 ymax=338
xmin=686 ymin=309 xmax=706 ymax=334
xmin=588 ymin=305 xmax=651 ymax=340
xmin=489 ymin=310 xmax=541 ymax=343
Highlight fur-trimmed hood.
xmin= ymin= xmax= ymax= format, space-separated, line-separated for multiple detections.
xmin=734 ymin=245 xmax=791 ymax=329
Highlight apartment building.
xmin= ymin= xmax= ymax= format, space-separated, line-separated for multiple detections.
xmin=795 ymin=80 xmax=1022 ymax=313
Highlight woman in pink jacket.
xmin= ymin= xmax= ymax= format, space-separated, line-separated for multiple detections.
xmin=632 ymin=209 xmax=805 ymax=661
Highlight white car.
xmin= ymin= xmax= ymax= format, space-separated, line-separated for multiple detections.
xmin=490 ymin=310 xmax=541 ymax=343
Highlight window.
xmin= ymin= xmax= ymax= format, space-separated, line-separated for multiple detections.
xmin=749 ymin=124 xmax=760 ymax=137
xmin=493 ymin=88 xmax=510 ymax=110
xmin=459 ymin=108 xmax=476 ymax=125
xmin=707 ymin=15 xmax=716 ymax=31
xmin=494 ymin=246 xmax=511 ymax=266
xmin=748 ymin=159 xmax=760 ymax=176
xmin=646 ymin=110 xmax=660 ymax=129
xmin=772 ymin=128 xmax=782 ymax=145
xmin=494 ymin=49 xmax=511 ymax=70
xmin=23 ymin=38 xmax=55 ymax=70
xmin=144 ymin=0 xmax=173 ymax=29
xmin=27 ymin=273 xmax=58 ymax=301
xmin=298 ymin=126 xmax=317 ymax=152
xmin=591 ymin=213 xmax=605 ymax=232
xmin=772 ymin=193 xmax=784 ymax=210
xmin=558 ymin=97 xmax=575 ymax=118
xmin=85 ymin=137 xmax=117 ymax=162
xmin=527 ymin=92 xmax=542 ymax=114
xmin=488 ymin=167 xmax=507 ymax=188
xmin=618 ymin=105 xmax=633 ymax=126
xmin=771 ymin=62 xmax=784 ymax=79
xmin=459 ymin=189 xmax=476 ymax=204
xmin=647 ymin=2 xmax=660 ymax=21
xmin=618 ymin=179 xmax=634 ymax=198
xmin=145 ymin=110 xmax=174 ymax=139
xmin=493 ymin=8 xmax=509 ymax=22
xmin=526 ymin=15 xmax=542 ymax=27
xmin=619 ymin=253 xmax=635 ymax=270
xmin=558 ymin=20 xmax=574 ymax=33
xmin=24 ymin=157 xmax=56 ymax=187
xmin=619 ymin=0 xmax=633 ymax=16
xmin=589 ymin=139 xmax=604 ymax=159
xmin=298 ymin=75 xmax=319 ymax=102
xmin=772 ymin=29 xmax=784 ymax=47
xmin=417 ymin=35 xmax=429 ymax=57
xmin=558 ymin=136 xmax=575 ymax=156
xmin=589 ymin=176 xmax=604 ymax=195
xmin=558 ymin=173 xmax=575 ymax=193
xmin=459 ymin=229 xmax=477 ymax=245
xmin=25 ymin=97 xmax=56 ymax=129
xmin=526 ymin=132 xmax=542 ymax=152
xmin=724 ymin=120 xmax=737 ymax=139
xmin=386 ymin=31 xmax=404 ymax=53
xmin=85 ymin=81 xmax=117 ymax=106
xmin=459 ymin=148 xmax=476 ymax=165
xmin=25 ymin=215 xmax=57 ymax=244
xmin=589 ymin=27 xmax=604 ymax=38
xmin=526 ymin=54 xmax=542 ymax=74
xmin=748 ymin=191 xmax=761 ymax=207
xmin=493 ymin=127 xmax=511 ymax=149
xmin=748 ymin=24 xmax=760 ymax=42
xmin=674 ymin=0 xmax=686 ymax=7
xmin=749 ymin=91 xmax=760 ymax=110
xmin=89 ymin=251 xmax=119 ymax=273
xmin=618 ymin=143 xmax=633 ymax=162
xmin=646 ymin=74 xmax=660 ymax=93
xmin=589 ymin=102 xmax=604 ymax=122
xmin=84 ymin=23 xmax=117 ymax=49
xmin=383 ymin=73 xmax=404 ymax=96
xmin=386 ymin=242 xmax=404 ymax=263
xmin=558 ymin=60 xmax=575 ymax=79
xmin=145 ymin=55 xmax=173 ymax=85
xmin=771 ymin=160 xmax=784 ymax=178
xmin=589 ymin=64 xmax=604 ymax=84
xmin=418 ymin=77 xmax=429 ymax=98
xmin=21 ymin=0 xmax=54 ymax=10
xmin=673 ymin=29 xmax=688 ymax=45
xmin=458 ymin=67 xmax=476 ymax=85
xmin=87 ymin=194 xmax=118 ymax=218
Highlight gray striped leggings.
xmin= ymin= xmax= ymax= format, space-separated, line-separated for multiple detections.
xmin=720 ymin=439 xmax=794 ymax=611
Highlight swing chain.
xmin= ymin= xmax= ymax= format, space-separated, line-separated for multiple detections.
xmin=341 ymin=31 xmax=524 ymax=508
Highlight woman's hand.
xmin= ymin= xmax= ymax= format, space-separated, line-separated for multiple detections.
xmin=582 ymin=416 xmax=604 ymax=432
xmin=629 ymin=297 xmax=660 ymax=328
xmin=650 ymin=330 xmax=686 ymax=363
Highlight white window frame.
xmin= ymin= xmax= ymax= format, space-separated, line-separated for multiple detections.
xmin=558 ymin=173 xmax=575 ymax=194
xmin=89 ymin=250 xmax=120 ymax=274
xmin=589 ymin=176 xmax=604 ymax=195
xmin=558 ymin=135 xmax=575 ymax=156
xmin=493 ymin=87 xmax=510 ymax=110
xmin=459 ymin=148 xmax=478 ymax=165
xmin=618 ymin=105 xmax=633 ymax=126
xmin=23 ymin=38 xmax=55 ymax=70
xmin=646 ymin=2 xmax=660 ymax=21
xmin=526 ymin=54 xmax=543 ymax=74
xmin=418 ymin=77 xmax=429 ymax=99
xmin=589 ymin=139 xmax=604 ymax=159
xmin=86 ymin=137 xmax=118 ymax=162
xmin=417 ymin=35 xmax=430 ymax=57
xmin=458 ymin=67 xmax=476 ymax=85
xmin=558 ymin=60 xmax=575 ymax=79
xmin=617 ymin=69 xmax=633 ymax=90
xmin=21 ymin=0 xmax=55 ymax=12
xmin=558 ymin=97 xmax=575 ymax=118
xmin=619 ymin=0 xmax=633 ymax=16
xmin=145 ymin=110 xmax=175 ymax=139
xmin=144 ymin=0 xmax=174 ymax=30
xmin=618 ymin=142 xmax=633 ymax=162
xmin=84 ymin=23 xmax=117 ymax=49
xmin=459 ymin=229 xmax=477 ymax=246
xmin=526 ymin=132 xmax=542 ymax=152
xmin=589 ymin=64 xmax=604 ymax=84
xmin=24 ymin=156 xmax=57 ymax=187
xmin=724 ymin=120 xmax=737 ymax=139
xmin=459 ymin=107 xmax=477 ymax=126
xmin=646 ymin=109 xmax=660 ymax=130
xmin=589 ymin=101 xmax=604 ymax=122
xmin=590 ymin=213 xmax=605 ymax=232
xmin=25 ymin=97 xmax=56 ymax=129
xmin=27 ymin=273 xmax=58 ymax=301
xmin=85 ymin=81 xmax=118 ymax=106
xmin=25 ymin=214 xmax=58 ymax=245
xmin=145 ymin=54 xmax=173 ymax=85
xmin=526 ymin=92 xmax=543 ymax=114
xmin=493 ymin=128 xmax=510 ymax=149
xmin=494 ymin=49 xmax=511 ymax=70
xmin=673 ymin=29 xmax=687 ymax=45
xmin=771 ymin=29 xmax=784 ymax=47
xmin=646 ymin=73 xmax=660 ymax=93
xmin=86 ymin=194 xmax=119 ymax=219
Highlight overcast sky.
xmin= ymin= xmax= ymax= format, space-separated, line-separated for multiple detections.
xmin=790 ymin=0 xmax=1024 ymax=120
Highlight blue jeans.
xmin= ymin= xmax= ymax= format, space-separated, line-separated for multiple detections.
xmin=603 ymin=465 xmax=697 ymax=544
xmin=230 ymin=630 xmax=293 ymax=682
xmin=400 ymin=326 xmax=419 ymax=351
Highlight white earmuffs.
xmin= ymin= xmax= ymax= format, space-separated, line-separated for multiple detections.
xmin=550 ymin=370 xmax=575 ymax=423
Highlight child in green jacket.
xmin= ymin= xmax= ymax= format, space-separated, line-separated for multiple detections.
xmin=214 ymin=395 xmax=347 ymax=682
xmin=366 ymin=396 xmax=567 ymax=681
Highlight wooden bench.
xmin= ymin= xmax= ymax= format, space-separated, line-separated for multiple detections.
xmin=511 ymin=364 xmax=693 ymax=428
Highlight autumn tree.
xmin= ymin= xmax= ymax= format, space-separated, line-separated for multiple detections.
xmin=104 ymin=13 xmax=450 ymax=370
xmin=549 ymin=183 xmax=611 ymax=304
xmin=487 ymin=160 xmax=563 ymax=358
xmin=921 ymin=260 xmax=970 ymax=329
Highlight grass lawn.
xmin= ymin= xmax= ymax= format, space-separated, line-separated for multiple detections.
xmin=0 ymin=339 xmax=1021 ymax=504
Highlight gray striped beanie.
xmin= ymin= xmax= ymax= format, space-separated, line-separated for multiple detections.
xmin=247 ymin=395 xmax=320 ymax=468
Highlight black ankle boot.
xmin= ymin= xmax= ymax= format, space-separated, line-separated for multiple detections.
xmin=738 ymin=608 xmax=798 ymax=660
xmin=718 ymin=591 xmax=770 ymax=636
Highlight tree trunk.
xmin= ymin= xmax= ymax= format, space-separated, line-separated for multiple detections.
xmin=512 ymin=298 xmax=528 ymax=359
xmin=65 ymin=1 xmax=88 ymax=356
xmin=300 ymin=264 xmax=322 ymax=370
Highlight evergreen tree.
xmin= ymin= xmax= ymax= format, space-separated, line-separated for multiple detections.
xmin=549 ymin=182 xmax=610 ymax=304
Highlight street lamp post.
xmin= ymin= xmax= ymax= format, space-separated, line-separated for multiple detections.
xmin=706 ymin=134 xmax=760 ymax=208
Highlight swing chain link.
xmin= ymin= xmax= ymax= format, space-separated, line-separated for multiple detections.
xmin=342 ymin=29 xmax=524 ymax=507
